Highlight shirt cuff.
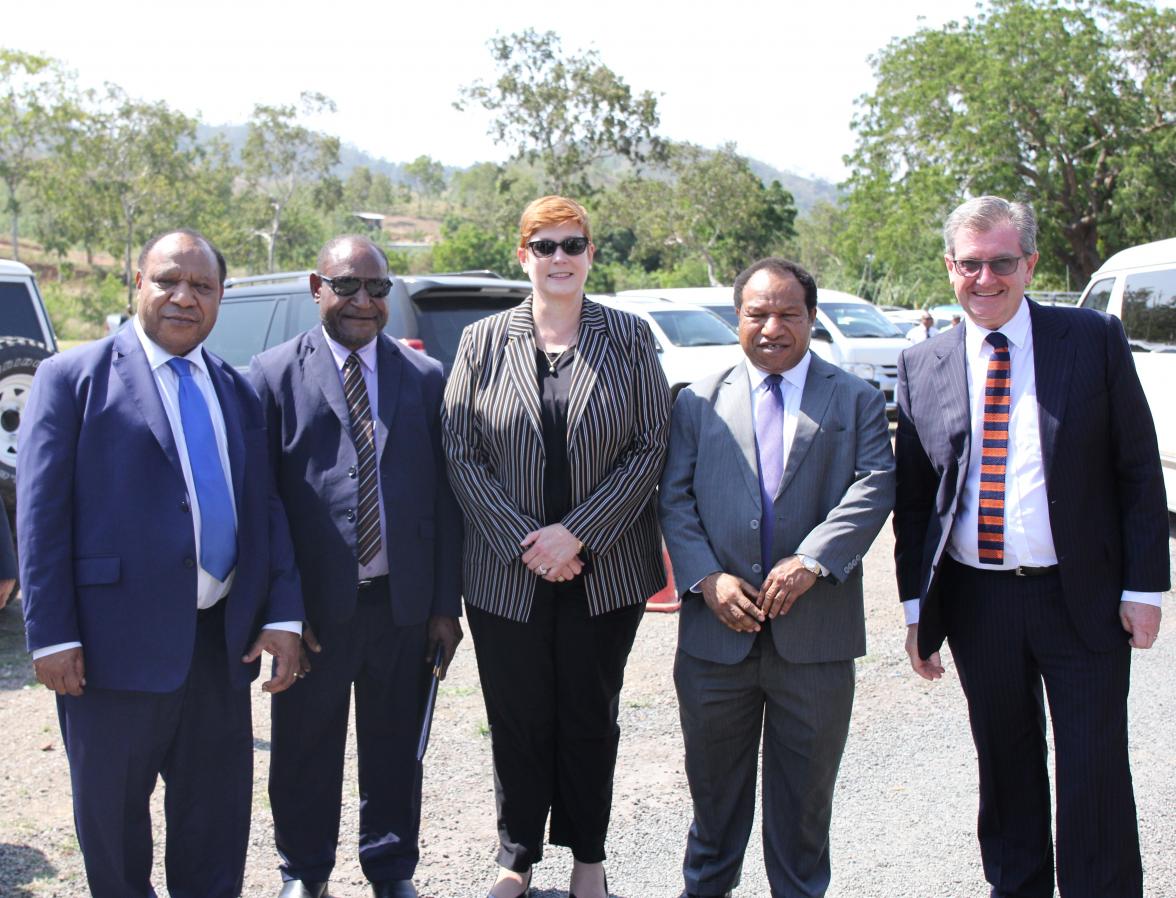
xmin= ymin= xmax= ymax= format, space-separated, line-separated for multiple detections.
xmin=263 ymin=621 xmax=303 ymax=635
xmin=1121 ymin=591 xmax=1162 ymax=607
xmin=31 ymin=641 xmax=83 ymax=660
xmin=902 ymin=598 xmax=921 ymax=626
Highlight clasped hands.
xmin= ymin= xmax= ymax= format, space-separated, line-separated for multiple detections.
xmin=521 ymin=523 xmax=583 ymax=583
xmin=702 ymin=555 xmax=818 ymax=633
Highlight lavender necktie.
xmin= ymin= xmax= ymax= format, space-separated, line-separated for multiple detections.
xmin=756 ymin=374 xmax=785 ymax=572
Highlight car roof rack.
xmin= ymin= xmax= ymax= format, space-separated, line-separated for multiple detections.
xmin=224 ymin=270 xmax=313 ymax=288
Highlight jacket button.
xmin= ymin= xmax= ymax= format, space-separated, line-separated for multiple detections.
xmin=752 ymin=563 xmax=762 ymax=573
xmin=346 ymin=509 xmax=356 ymax=522
xmin=184 ymin=557 xmax=195 ymax=568
xmin=348 ymin=466 xmax=357 ymax=478
xmin=750 ymin=519 xmax=759 ymax=530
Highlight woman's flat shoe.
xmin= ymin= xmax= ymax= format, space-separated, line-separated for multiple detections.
xmin=485 ymin=867 xmax=531 ymax=898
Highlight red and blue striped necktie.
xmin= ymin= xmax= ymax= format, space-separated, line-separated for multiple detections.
xmin=978 ymin=332 xmax=1010 ymax=564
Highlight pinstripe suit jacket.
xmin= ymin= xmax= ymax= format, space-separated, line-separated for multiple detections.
xmin=894 ymin=301 xmax=1170 ymax=660
xmin=441 ymin=296 xmax=671 ymax=622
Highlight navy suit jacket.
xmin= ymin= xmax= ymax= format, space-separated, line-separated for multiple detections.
xmin=17 ymin=326 xmax=304 ymax=692
xmin=249 ymin=328 xmax=462 ymax=627
xmin=894 ymin=301 xmax=1170 ymax=660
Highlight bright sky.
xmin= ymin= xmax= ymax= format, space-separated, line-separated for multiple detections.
xmin=8 ymin=0 xmax=1162 ymax=183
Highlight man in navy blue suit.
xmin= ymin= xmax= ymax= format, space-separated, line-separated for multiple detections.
xmin=894 ymin=197 xmax=1169 ymax=898
xmin=18 ymin=229 xmax=304 ymax=898
xmin=249 ymin=235 xmax=462 ymax=898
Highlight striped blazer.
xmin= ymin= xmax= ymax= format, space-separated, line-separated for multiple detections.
xmin=442 ymin=295 xmax=671 ymax=621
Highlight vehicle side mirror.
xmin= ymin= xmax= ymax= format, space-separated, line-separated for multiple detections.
xmin=811 ymin=325 xmax=833 ymax=343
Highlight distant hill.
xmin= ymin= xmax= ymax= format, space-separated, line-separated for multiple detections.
xmin=195 ymin=124 xmax=840 ymax=215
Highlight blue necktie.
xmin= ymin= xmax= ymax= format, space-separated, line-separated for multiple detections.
xmin=755 ymin=374 xmax=785 ymax=573
xmin=167 ymin=357 xmax=237 ymax=581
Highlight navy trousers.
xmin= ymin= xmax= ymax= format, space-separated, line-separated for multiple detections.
xmin=57 ymin=601 xmax=253 ymax=898
xmin=941 ymin=557 xmax=1141 ymax=898
xmin=269 ymin=590 xmax=428 ymax=884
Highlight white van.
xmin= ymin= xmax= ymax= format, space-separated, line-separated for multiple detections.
xmin=1077 ymin=238 xmax=1176 ymax=512
xmin=621 ymin=286 xmax=908 ymax=418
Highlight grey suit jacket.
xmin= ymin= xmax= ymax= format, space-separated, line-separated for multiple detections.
xmin=659 ymin=354 xmax=895 ymax=665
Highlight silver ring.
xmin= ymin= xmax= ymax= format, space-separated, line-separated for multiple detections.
xmin=539 ymin=566 xmax=549 ymax=575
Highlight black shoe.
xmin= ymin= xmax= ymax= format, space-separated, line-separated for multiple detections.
xmin=683 ymin=892 xmax=732 ymax=898
xmin=486 ymin=867 xmax=532 ymax=898
xmin=370 ymin=881 xmax=418 ymax=898
xmin=277 ymin=882 xmax=329 ymax=898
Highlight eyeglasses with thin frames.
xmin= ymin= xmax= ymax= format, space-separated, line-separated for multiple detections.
xmin=949 ymin=256 xmax=1024 ymax=277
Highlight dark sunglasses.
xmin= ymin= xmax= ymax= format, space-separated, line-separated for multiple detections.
xmin=526 ymin=237 xmax=591 ymax=258
xmin=318 ymin=274 xmax=393 ymax=298
xmin=950 ymin=256 xmax=1024 ymax=277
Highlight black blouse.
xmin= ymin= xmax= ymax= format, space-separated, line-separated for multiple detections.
xmin=536 ymin=346 xmax=575 ymax=526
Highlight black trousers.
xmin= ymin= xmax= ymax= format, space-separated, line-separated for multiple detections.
xmin=941 ymin=557 xmax=1141 ymax=898
xmin=269 ymin=587 xmax=428 ymax=883
xmin=466 ymin=581 xmax=644 ymax=871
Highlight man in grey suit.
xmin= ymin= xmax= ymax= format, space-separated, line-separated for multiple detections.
xmin=659 ymin=257 xmax=895 ymax=898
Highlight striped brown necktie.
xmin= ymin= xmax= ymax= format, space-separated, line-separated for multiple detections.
xmin=343 ymin=353 xmax=380 ymax=566
xmin=978 ymin=332 xmax=1010 ymax=564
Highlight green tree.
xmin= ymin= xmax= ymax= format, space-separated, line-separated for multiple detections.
xmin=447 ymin=161 xmax=543 ymax=233
xmin=242 ymin=92 xmax=341 ymax=272
xmin=0 ymin=49 xmax=75 ymax=260
xmin=457 ymin=29 xmax=663 ymax=195
xmin=606 ymin=143 xmax=798 ymax=285
xmin=69 ymin=86 xmax=206 ymax=301
xmin=842 ymin=0 xmax=1176 ymax=293
xmin=404 ymin=155 xmax=447 ymax=215
xmin=432 ymin=219 xmax=519 ymax=276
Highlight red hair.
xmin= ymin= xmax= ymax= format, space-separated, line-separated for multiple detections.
xmin=518 ymin=195 xmax=592 ymax=249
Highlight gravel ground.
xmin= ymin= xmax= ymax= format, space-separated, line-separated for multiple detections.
xmin=2 ymin=516 xmax=1173 ymax=898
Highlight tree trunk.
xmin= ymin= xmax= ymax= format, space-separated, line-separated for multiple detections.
xmin=268 ymin=202 xmax=281 ymax=273
xmin=124 ymin=212 xmax=135 ymax=305
xmin=5 ymin=182 xmax=18 ymax=261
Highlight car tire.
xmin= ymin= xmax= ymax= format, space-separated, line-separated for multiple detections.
xmin=0 ymin=338 xmax=54 ymax=514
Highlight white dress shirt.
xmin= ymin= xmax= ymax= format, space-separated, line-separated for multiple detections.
xmin=33 ymin=319 xmax=299 ymax=660
xmin=903 ymin=300 xmax=1160 ymax=625
xmin=907 ymin=323 xmax=940 ymax=343
xmin=321 ymin=328 xmax=390 ymax=579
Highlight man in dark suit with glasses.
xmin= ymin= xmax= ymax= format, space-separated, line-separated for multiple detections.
xmin=250 ymin=235 xmax=463 ymax=898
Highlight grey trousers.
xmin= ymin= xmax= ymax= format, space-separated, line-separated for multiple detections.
xmin=674 ymin=631 xmax=855 ymax=898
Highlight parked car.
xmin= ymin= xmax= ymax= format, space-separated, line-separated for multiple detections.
xmin=205 ymin=270 xmax=534 ymax=373
xmin=593 ymin=294 xmax=744 ymax=399
xmin=1077 ymin=237 xmax=1176 ymax=512
xmin=0 ymin=259 xmax=59 ymax=517
xmin=624 ymin=286 xmax=907 ymax=418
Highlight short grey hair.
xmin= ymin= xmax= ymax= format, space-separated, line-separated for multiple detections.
xmin=316 ymin=234 xmax=389 ymax=273
xmin=943 ymin=196 xmax=1037 ymax=257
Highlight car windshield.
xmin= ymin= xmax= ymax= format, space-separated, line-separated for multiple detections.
xmin=647 ymin=309 xmax=739 ymax=347
xmin=706 ymin=305 xmax=739 ymax=332
xmin=820 ymin=302 xmax=904 ymax=338
xmin=0 ymin=281 xmax=49 ymax=342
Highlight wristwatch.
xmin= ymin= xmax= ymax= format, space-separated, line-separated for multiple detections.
xmin=797 ymin=554 xmax=823 ymax=577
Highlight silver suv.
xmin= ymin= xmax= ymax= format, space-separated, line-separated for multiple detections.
xmin=0 ymin=260 xmax=58 ymax=516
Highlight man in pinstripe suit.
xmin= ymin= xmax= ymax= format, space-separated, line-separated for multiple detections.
xmin=659 ymin=257 xmax=895 ymax=898
xmin=894 ymin=197 xmax=1168 ymax=897
xmin=250 ymin=235 xmax=463 ymax=898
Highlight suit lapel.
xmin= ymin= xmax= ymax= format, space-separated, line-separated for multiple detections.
xmin=567 ymin=299 xmax=606 ymax=448
xmin=111 ymin=327 xmax=185 ymax=479
xmin=933 ymin=324 xmax=972 ymax=470
xmin=716 ymin=364 xmax=763 ymax=506
xmin=777 ymin=353 xmax=835 ymax=498
xmin=374 ymin=335 xmax=402 ymax=464
xmin=1028 ymin=301 xmax=1072 ymax=479
xmin=304 ymin=327 xmax=352 ymax=435
xmin=503 ymin=297 xmax=543 ymax=444
xmin=204 ymin=350 xmax=246 ymax=516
